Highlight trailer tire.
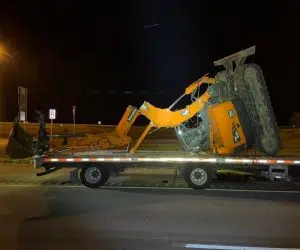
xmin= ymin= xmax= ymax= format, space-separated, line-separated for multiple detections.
xmin=80 ymin=164 xmax=110 ymax=188
xmin=184 ymin=166 xmax=212 ymax=190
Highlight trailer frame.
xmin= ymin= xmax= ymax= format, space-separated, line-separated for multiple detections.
xmin=32 ymin=149 xmax=300 ymax=189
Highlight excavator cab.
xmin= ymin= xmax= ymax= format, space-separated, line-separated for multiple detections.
xmin=175 ymin=46 xmax=280 ymax=155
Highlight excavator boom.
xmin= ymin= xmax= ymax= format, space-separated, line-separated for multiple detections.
xmin=113 ymin=76 xmax=218 ymax=153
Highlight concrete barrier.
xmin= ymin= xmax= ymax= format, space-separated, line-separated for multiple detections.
xmin=0 ymin=122 xmax=176 ymax=139
xmin=279 ymin=128 xmax=300 ymax=148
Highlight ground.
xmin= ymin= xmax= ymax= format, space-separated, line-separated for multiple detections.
xmin=1 ymin=127 xmax=300 ymax=249
xmin=1 ymin=185 xmax=300 ymax=250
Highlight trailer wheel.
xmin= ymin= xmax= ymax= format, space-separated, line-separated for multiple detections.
xmin=80 ymin=165 xmax=110 ymax=188
xmin=184 ymin=166 xmax=212 ymax=190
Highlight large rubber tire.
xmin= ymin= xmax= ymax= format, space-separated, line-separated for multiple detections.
xmin=80 ymin=164 xmax=110 ymax=188
xmin=184 ymin=165 xmax=212 ymax=190
xmin=242 ymin=64 xmax=280 ymax=155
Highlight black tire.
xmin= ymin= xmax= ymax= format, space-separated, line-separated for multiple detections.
xmin=80 ymin=164 xmax=110 ymax=188
xmin=184 ymin=165 xmax=213 ymax=190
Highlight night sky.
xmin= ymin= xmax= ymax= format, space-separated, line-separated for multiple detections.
xmin=0 ymin=1 xmax=299 ymax=125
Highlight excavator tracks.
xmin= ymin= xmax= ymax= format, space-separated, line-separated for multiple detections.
xmin=242 ymin=63 xmax=281 ymax=155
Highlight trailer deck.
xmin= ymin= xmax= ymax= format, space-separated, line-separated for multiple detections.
xmin=34 ymin=149 xmax=300 ymax=168
xmin=31 ymin=149 xmax=300 ymax=189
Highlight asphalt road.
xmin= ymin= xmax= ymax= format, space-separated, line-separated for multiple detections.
xmin=1 ymin=185 xmax=300 ymax=250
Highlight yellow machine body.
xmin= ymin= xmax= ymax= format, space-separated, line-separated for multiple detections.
xmin=207 ymin=101 xmax=246 ymax=155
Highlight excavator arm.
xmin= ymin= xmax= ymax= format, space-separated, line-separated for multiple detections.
xmin=114 ymin=75 xmax=216 ymax=153
xmin=5 ymin=74 xmax=225 ymax=157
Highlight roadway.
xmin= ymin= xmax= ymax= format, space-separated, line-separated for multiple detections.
xmin=1 ymin=184 xmax=300 ymax=250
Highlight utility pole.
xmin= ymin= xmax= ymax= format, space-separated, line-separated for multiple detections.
xmin=18 ymin=86 xmax=28 ymax=122
xmin=72 ymin=105 xmax=76 ymax=134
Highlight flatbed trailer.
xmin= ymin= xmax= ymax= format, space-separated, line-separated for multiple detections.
xmin=33 ymin=149 xmax=300 ymax=189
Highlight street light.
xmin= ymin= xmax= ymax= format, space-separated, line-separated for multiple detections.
xmin=0 ymin=44 xmax=12 ymax=61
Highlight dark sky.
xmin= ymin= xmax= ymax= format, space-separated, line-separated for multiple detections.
xmin=0 ymin=0 xmax=299 ymax=125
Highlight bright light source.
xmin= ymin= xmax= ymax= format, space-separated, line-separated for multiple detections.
xmin=0 ymin=44 xmax=12 ymax=61
xmin=178 ymin=130 xmax=182 ymax=135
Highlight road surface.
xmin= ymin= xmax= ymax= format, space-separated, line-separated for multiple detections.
xmin=0 ymin=185 xmax=300 ymax=250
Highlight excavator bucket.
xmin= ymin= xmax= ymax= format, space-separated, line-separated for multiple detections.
xmin=6 ymin=111 xmax=50 ymax=159
xmin=6 ymin=120 xmax=36 ymax=159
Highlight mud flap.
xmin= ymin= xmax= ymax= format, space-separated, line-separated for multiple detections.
xmin=6 ymin=121 xmax=36 ymax=159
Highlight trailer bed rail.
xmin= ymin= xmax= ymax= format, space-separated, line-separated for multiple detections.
xmin=33 ymin=150 xmax=300 ymax=189
xmin=34 ymin=150 xmax=300 ymax=168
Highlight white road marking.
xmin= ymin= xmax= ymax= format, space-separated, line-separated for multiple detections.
xmin=206 ymin=188 xmax=300 ymax=194
xmin=0 ymin=183 xmax=300 ymax=194
xmin=182 ymin=243 xmax=300 ymax=249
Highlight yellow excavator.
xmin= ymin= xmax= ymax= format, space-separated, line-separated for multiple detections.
xmin=6 ymin=46 xmax=280 ymax=159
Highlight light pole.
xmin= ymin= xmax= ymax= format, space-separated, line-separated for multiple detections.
xmin=0 ymin=45 xmax=12 ymax=61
